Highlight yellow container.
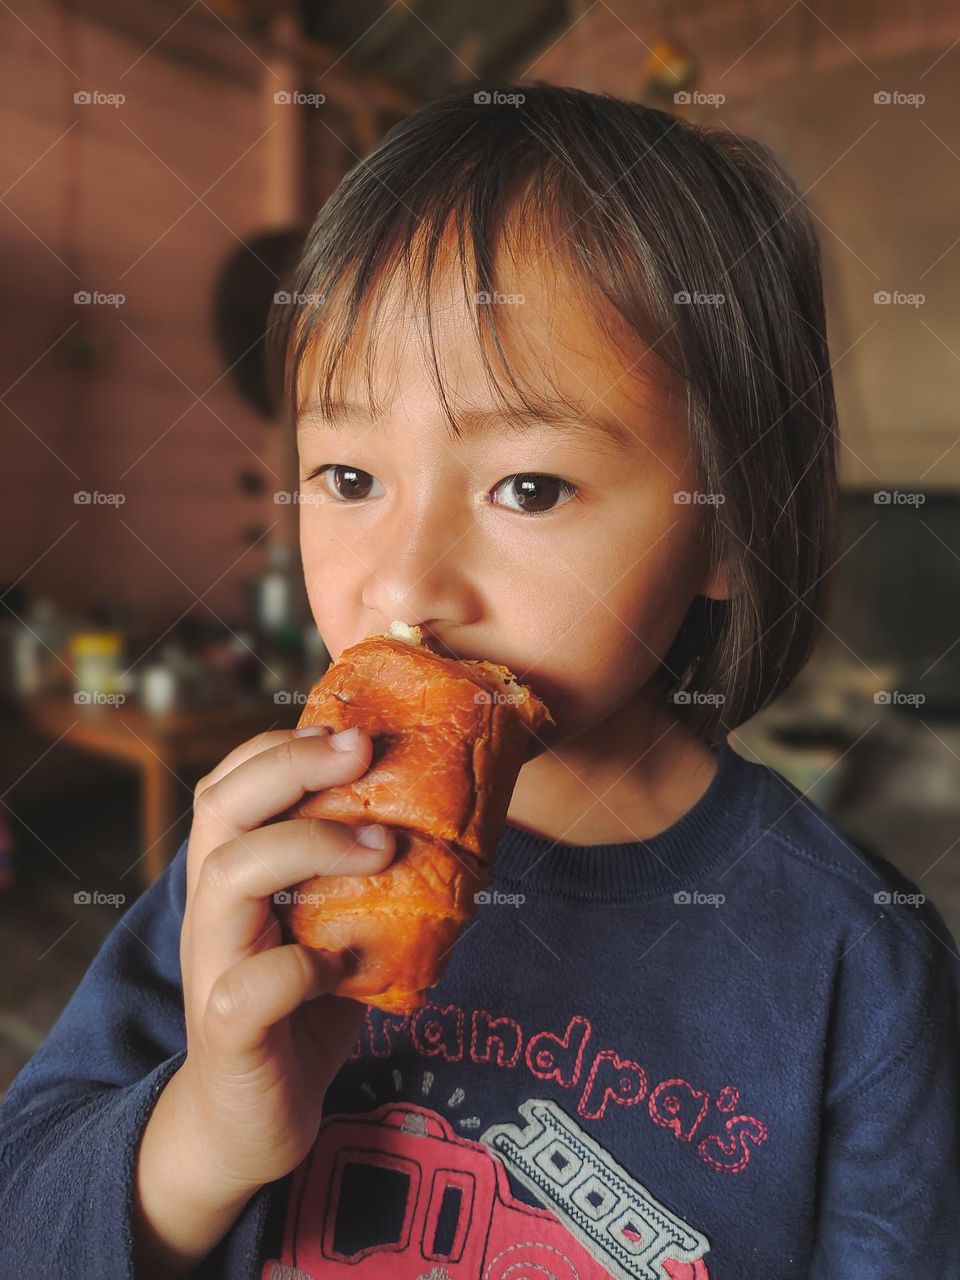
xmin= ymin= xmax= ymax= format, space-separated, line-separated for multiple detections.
xmin=70 ymin=631 xmax=123 ymax=700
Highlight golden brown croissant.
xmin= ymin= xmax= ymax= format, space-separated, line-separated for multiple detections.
xmin=275 ymin=622 xmax=554 ymax=1014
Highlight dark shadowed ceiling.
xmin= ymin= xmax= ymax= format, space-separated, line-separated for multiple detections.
xmin=72 ymin=1 xmax=572 ymax=98
xmin=298 ymin=0 xmax=570 ymax=101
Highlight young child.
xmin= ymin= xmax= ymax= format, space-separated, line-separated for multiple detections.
xmin=2 ymin=82 xmax=958 ymax=1280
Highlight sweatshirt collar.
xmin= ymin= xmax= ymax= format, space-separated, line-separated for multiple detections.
xmin=490 ymin=740 xmax=760 ymax=903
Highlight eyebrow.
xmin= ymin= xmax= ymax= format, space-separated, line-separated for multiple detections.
xmin=296 ymin=397 xmax=636 ymax=451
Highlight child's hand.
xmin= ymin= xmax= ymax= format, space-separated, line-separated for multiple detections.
xmin=133 ymin=725 xmax=394 ymax=1275
xmin=175 ymin=723 xmax=393 ymax=1189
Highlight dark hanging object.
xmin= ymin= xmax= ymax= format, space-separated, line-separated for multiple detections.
xmin=212 ymin=229 xmax=306 ymax=420
xmin=237 ymin=468 xmax=267 ymax=495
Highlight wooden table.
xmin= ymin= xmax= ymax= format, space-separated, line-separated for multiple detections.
xmin=22 ymin=694 xmax=296 ymax=885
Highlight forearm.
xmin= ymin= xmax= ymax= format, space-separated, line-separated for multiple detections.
xmin=132 ymin=1065 xmax=260 ymax=1278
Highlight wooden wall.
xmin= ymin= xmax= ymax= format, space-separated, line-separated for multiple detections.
xmin=1 ymin=2 xmax=294 ymax=629
xmin=529 ymin=0 xmax=960 ymax=489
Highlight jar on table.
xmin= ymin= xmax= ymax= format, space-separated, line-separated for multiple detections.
xmin=70 ymin=631 xmax=123 ymax=708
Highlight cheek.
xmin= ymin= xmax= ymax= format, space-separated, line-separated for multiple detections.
xmin=299 ymin=517 xmax=358 ymax=659
xmin=500 ymin=506 xmax=704 ymax=731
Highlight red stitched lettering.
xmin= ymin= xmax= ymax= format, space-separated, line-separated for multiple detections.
xmin=352 ymin=1003 xmax=768 ymax=1173
xmin=471 ymin=1008 xmax=523 ymax=1068
xmin=648 ymin=1078 xmax=710 ymax=1142
xmin=578 ymin=1050 xmax=648 ymax=1120
xmin=525 ymin=1016 xmax=592 ymax=1088
xmin=364 ymin=1008 xmax=410 ymax=1057
xmin=410 ymin=1003 xmax=464 ymax=1061
xmin=698 ymin=1115 xmax=769 ymax=1173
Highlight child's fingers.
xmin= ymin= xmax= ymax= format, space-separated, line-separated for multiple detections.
xmin=187 ymin=816 xmax=394 ymax=989
xmin=195 ymin=729 xmax=304 ymax=798
xmin=186 ymin=730 xmax=374 ymax=898
xmin=203 ymin=942 xmax=346 ymax=1063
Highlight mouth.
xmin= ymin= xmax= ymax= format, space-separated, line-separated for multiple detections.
xmin=383 ymin=625 xmax=558 ymax=756
xmin=380 ymin=620 xmax=467 ymax=662
xmin=418 ymin=631 xmax=464 ymax=661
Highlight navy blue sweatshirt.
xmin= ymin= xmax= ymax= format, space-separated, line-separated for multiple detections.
xmin=2 ymin=741 xmax=959 ymax=1279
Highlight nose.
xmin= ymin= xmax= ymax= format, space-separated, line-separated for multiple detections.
xmin=360 ymin=501 xmax=481 ymax=633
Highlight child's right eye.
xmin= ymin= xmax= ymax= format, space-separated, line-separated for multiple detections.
xmin=308 ymin=464 xmax=384 ymax=502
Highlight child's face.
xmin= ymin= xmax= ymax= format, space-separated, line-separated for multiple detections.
xmin=295 ymin=246 xmax=726 ymax=752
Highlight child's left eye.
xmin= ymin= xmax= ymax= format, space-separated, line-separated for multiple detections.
xmin=305 ymin=465 xmax=579 ymax=517
xmin=489 ymin=473 xmax=579 ymax=516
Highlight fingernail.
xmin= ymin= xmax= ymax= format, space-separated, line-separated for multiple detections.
xmin=328 ymin=726 xmax=361 ymax=751
xmin=293 ymin=725 xmax=328 ymax=737
xmin=355 ymin=823 xmax=389 ymax=849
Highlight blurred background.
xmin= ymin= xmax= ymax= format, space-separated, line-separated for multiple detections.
xmin=1 ymin=0 xmax=959 ymax=1092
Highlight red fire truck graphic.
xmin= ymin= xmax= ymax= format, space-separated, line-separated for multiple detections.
xmin=262 ymin=1098 xmax=712 ymax=1280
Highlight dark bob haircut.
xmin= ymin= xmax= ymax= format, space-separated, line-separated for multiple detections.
xmin=270 ymin=81 xmax=838 ymax=745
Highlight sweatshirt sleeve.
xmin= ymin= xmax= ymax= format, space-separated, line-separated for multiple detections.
xmin=810 ymin=920 xmax=960 ymax=1278
xmin=0 ymin=837 xmax=190 ymax=1280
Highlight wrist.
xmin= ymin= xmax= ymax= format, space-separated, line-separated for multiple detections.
xmin=133 ymin=1063 xmax=261 ymax=1275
